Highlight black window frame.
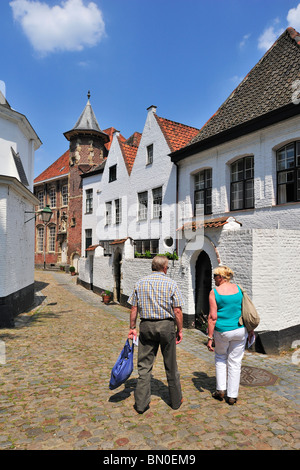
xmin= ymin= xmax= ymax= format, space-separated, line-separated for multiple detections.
xmin=85 ymin=188 xmax=93 ymax=214
xmin=109 ymin=164 xmax=117 ymax=182
xmin=146 ymin=144 xmax=153 ymax=165
xmin=277 ymin=141 xmax=300 ymax=205
xmin=194 ymin=169 xmax=212 ymax=216
xmin=230 ymin=156 xmax=254 ymax=211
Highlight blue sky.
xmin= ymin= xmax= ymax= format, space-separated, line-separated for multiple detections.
xmin=1 ymin=0 xmax=300 ymax=178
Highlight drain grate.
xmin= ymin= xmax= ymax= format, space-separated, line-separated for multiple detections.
xmin=240 ymin=366 xmax=278 ymax=386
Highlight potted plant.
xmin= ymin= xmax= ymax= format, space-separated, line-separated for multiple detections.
xmin=102 ymin=290 xmax=112 ymax=304
xmin=69 ymin=266 xmax=76 ymax=276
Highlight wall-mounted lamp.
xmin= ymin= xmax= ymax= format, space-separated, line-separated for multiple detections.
xmin=25 ymin=204 xmax=53 ymax=224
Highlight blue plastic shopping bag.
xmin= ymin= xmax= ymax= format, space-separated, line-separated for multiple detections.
xmin=109 ymin=339 xmax=134 ymax=390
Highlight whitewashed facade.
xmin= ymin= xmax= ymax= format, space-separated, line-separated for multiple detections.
xmin=0 ymin=87 xmax=41 ymax=326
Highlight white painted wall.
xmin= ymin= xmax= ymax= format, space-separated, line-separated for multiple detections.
xmin=0 ymin=179 xmax=37 ymax=297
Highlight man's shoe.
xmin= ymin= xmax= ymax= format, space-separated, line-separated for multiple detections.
xmin=212 ymin=390 xmax=225 ymax=401
xmin=133 ymin=404 xmax=150 ymax=414
xmin=171 ymin=398 xmax=183 ymax=410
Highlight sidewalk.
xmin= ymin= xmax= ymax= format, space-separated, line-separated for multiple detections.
xmin=0 ymin=270 xmax=299 ymax=450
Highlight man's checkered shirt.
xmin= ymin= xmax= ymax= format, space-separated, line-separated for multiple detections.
xmin=128 ymin=272 xmax=184 ymax=320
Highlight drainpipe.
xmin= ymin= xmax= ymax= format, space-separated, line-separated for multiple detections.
xmin=174 ymin=161 xmax=179 ymax=256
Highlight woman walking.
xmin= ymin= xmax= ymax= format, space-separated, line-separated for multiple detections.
xmin=207 ymin=266 xmax=254 ymax=405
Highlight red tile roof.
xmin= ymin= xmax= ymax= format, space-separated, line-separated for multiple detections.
xmin=103 ymin=127 xmax=126 ymax=151
xmin=34 ymin=150 xmax=69 ymax=184
xmin=118 ymin=133 xmax=142 ymax=175
xmin=154 ymin=114 xmax=199 ymax=152
xmin=177 ymin=216 xmax=242 ymax=231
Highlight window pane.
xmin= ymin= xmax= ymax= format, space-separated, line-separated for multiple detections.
xmin=205 ymin=169 xmax=212 ymax=188
xmin=147 ymin=144 xmax=153 ymax=164
xmin=206 ymin=188 xmax=212 ymax=214
xmin=62 ymin=185 xmax=68 ymax=205
xmin=138 ymin=192 xmax=148 ymax=220
xmin=135 ymin=240 xmax=142 ymax=253
xmin=37 ymin=227 xmax=44 ymax=251
xmin=245 ymin=180 xmax=254 ymax=208
xmin=231 ymin=182 xmax=244 ymax=210
xmin=277 ymin=145 xmax=295 ymax=171
xmin=151 ymin=239 xmax=159 ymax=254
xmin=297 ymin=169 xmax=300 ymax=201
xmin=153 ymin=187 xmax=162 ymax=218
xmin=245 ymin=156 xmax=254 ymax=179
xmin=278 ymin=170 xmax=294 ymax=184
xmin=106 ymin=202 xmax=112 ymax=224
xmin=231 ymin=160 xmax=244 ymax=182
xmin=49 ymin=226 xmax=56 ymax=252
xmin=115 ymin=199 xmax=122 ymax=224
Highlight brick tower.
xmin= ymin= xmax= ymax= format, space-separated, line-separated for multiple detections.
xmin=63 ymin=91 xmax=109 ymax=266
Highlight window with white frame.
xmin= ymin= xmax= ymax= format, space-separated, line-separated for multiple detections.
xmin=86 ymin=188 xmax=93 ymax=214
xmin=230 ymin=156 xmax=254 ymax=210
xmin=152 ymin=187 xmax=162 ymax=218
xmin=48 ymin=226 xmax=56 ymax=252
xmin=62 ymin=184 xmax=68 ymax=206
xmin=37 ymin=191 xmax=44 ymax=209
xmin=194 ymin=169 xmax=212 ymax=215
xmin=138 ymin=191 xmax=148 ymax=220
xmin=115 ymin=198 xmax=122 ymax=224
xmin=277 ymin=141 xmax=300 ymax=204
xmin=147 ymin=144 xmax=153 ymax=165
xmin=105 ymin=201 xmax=112 ymax=225
xmin=49 ymin=187 xmax=56 ymax=208
xmin=37 ymin=226 xmax=44 ymax=252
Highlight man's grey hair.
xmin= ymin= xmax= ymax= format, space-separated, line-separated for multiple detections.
xmin=152 ymin=255 xmax=168 ymax=272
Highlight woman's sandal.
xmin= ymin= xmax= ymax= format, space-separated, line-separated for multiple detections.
xmin=212 ymin=390 xmax=225 ymax=401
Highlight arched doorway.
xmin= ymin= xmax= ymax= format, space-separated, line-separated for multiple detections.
xmin=114 ymin=251 xmax=122 ymax=303
xmin=195 ymin=251 xmax=212 ymax=331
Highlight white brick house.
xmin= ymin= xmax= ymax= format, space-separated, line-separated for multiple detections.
xmin=169 ymin=28 xmax=300 ymax=353
xmin=0 ymin=87 xmax=41 ymax=326
xmin=78 ymin=106 xmax=198 ymax=303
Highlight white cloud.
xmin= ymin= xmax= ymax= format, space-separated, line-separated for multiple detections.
xmin=287 ymin=3 xmax=300 ymax=30
xmin=10 ymin=0 xmax=106 ymax=56
xmin=239 ymin=33 xmax=251 ymax=49
xmin=258 ymin=23 xmax=284 ymax=52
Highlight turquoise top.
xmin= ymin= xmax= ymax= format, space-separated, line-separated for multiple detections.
xmin=214 ymin=285 xmax=243 ymax=332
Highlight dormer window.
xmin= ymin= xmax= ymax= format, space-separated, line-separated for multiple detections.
xmin=109 ymin=164 xmax=117 ymax=182
xmin=147 ymin=144 xmax=153 ymax=165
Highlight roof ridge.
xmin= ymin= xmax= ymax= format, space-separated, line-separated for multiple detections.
xmin=155 ymin=113 xmax=199 ymax=131
xmin=184 ymin=26 xmax=300 ymax=149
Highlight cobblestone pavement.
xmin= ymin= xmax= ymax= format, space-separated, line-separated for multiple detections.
xmin=0 ymin=270 xmax=299 ymax=451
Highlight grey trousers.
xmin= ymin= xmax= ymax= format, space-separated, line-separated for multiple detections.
xmin=134 ymin=319 xmax=182 ymax=411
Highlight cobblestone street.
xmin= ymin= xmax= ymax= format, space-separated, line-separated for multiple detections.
xmin=0 ymin=270 xmax=299 ymax=451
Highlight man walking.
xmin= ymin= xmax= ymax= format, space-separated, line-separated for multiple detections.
xmin=128 ymin=255 xmax=184 ymax=414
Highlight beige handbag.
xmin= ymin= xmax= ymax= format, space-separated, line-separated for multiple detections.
xmin=238 ymin=285 xmax=260 ymax=332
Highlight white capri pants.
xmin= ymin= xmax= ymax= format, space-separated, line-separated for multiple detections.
xmin=214 ymin=327 xmax=247 ymax=398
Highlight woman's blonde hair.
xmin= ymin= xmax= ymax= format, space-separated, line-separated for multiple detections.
xmin=213 ymin=265 xmax=234 ymax=281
